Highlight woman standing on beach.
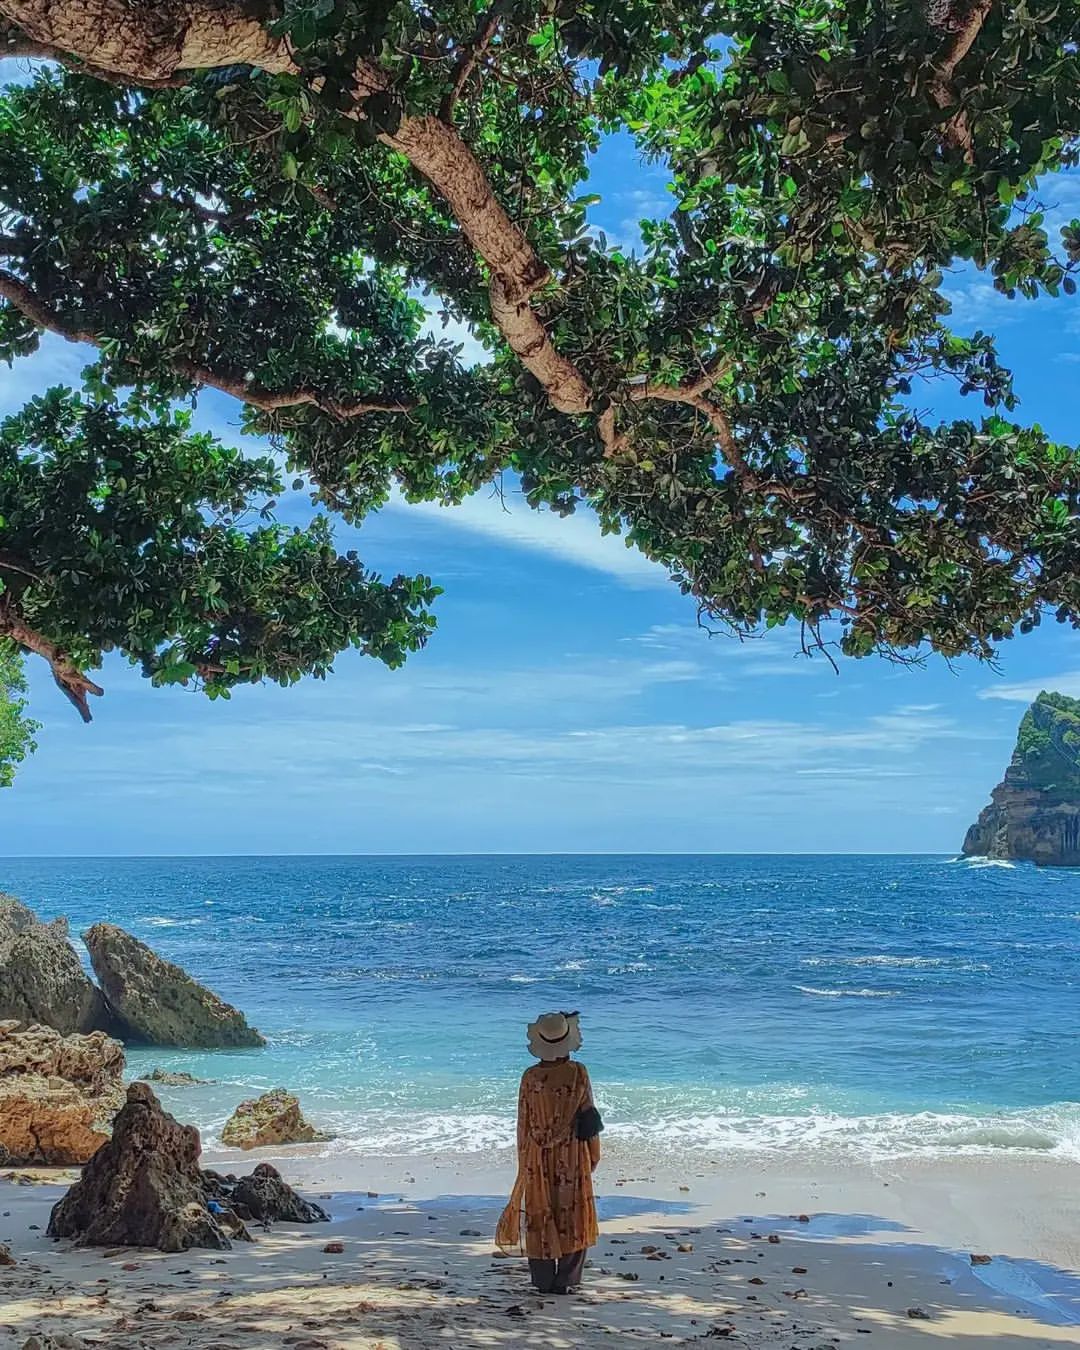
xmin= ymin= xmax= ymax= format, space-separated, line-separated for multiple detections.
xmin=496 ymin=1010 xmax=603 ymax=1293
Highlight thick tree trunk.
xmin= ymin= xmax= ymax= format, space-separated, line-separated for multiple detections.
xmin=3 ymin=0 xmax=294 ymax=81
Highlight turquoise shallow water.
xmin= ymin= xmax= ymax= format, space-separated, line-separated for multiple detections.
xmin=3 ymin=854 xmax=1079 ymax=1160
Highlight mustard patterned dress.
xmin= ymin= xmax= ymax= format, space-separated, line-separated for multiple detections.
xmin=496 ymin=1058 xmax=600 ymax=1259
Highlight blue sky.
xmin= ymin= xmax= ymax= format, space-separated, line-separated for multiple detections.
xmin=2 ymin=58 xmax=1080 ymax=856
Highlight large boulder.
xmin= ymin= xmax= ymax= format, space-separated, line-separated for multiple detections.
xmin=83 ymin=924 xmax=264 ymax=1048
xmin=0 ymin=897 xmax=110 ymax=1035
xmin=0 ymin=1021 xmax=125 ymax=1165
xmin=47 ymin=1082 xmax=249 ymax=1251
xmin=205 ymin=1162 xmax=330 ymax=1225
xmin=220 ymin=1088 xmax=330 ymax=1150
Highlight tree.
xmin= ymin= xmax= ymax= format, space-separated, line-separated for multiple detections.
xmin=0 ymin=638 xmax=37 ymax=784
xmin=0 ymin=0 xmax=1079 ymax=732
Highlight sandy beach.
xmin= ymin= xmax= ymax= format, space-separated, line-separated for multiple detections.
xmin=3 ymin=1145 xmax=1078 ymax=1349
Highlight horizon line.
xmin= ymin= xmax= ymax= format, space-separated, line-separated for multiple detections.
xmin=0 ymin=849 xmax=961 ymax=860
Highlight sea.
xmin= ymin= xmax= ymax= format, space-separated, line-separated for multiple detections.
xmin=3 ymin=853 xmax=1079 ymax=1165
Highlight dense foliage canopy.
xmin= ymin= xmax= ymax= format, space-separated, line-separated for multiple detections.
xmin=0 ymin=0 xmax=1079 ymax=741
xmin=0 ymin=637 xmax=35 ymax=782
xmin=1015 ymin=689 xmax=1080 ymax=792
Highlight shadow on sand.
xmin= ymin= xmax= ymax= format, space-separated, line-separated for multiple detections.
xmin=1 ymin=1183 xmax=1078 ymax=1348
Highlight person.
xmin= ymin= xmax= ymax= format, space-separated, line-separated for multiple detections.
xmin=495 ymin=1010 xmax=603 ymax=1294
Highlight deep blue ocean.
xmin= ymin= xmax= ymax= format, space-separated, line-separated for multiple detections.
xmin=3 ymin=854 xmax=1078 ymax=1162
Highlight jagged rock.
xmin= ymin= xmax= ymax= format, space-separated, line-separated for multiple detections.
xmin=0 ymin=897 xmax=110 ymax=1035
xmin=20 ymin=1337 xmax=93 ymax=1350
xmin=0 ymin=1240 xmax=13 ymax=1265
xmin=83 ymin=924 xmax=264 ymax=1048
xmin=47 ymin=1081 xmax=250 ymax=1250
xmin=20 ymin=1336 xmax=92 ymax=1350
xmin=146 ymin=1069 xmax=212 ymax=1086
xmin=0 ymin=1021 xmax=125 ymax=1165
xmin=220 ymin=1088 xmax=330 ymax=1150
xmin=208 ymin=1162 xmax=330 ymax=1225
xmin=963 ymin=691 xmax=1080 ymax=866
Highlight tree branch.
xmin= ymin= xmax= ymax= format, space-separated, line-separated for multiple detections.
xmin=2 ymin=16 xmax=194 ymax=85
xmin=439 ymin=0 xmax=508 ymax=123
xmin=627 ymin=356 xmax=731 ymax=406
xmin=0 ymin=551 xmax=44 ymax=582
xmin=928 ymin=0 xmax=994 ymax=159
xmin=2 ymin=1 xmax=594 ymax=419
xmin=0 ymin=269 xmax=414 ymax=417
xmin=0 ymin=0 xmax=725 ymax=447
xmin=932 ymin=0 xmax=994 ymax=84
xmin=143 ymin=186 xmax=249 ymax=225
xmin=0 ymin=603 xmax=103 ymax=722
xmin=0 ymin=0 xmax=293 ymax=83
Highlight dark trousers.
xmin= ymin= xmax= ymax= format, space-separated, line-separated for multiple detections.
xmin=528 ymin=1247 xmax=587 ymax=1293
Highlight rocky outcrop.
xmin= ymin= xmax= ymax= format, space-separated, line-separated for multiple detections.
xmin=0 ymin=1021 xmax=125 ymax=1165
xmin=21 ymin=1338 xmax=94 ymax=1350
xmin=0 ymin=897 xmax=110 ymax=1035
xmin=0 ymin=900 xmax=263 ymax=1051
xmin=204 ymin=1162 xmax=330 ymax=1225
xmin=220 ymin=1088 xmax=329 ymax=1150
xmin=84 ymin=924 xmax=265 ymax=1048
xmin=146 ymin=1068 xmax=211 ymax=1086
xmin=0 ymin=1240 xmax=13 ymax=1265
xmin=963 ymin=691 xmax=1080 ymax=866
xmin=47 ymin=1082 xmax=249 ymax=1251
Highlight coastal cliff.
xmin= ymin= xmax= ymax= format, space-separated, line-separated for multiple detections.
xmin=963 ymin=691 xmax=1080 ymax=866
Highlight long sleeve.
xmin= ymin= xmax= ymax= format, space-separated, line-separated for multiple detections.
xmin=516 ymin=1071 xmax=529 ymax=1154
xmin=577 ymin=1063 xmax=602 ymax=1166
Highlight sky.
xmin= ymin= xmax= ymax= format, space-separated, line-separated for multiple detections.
xmin=1 ymin=60 xmax=1079 ymax=856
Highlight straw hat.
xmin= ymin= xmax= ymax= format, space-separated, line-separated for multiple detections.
xmin=527 ymin=1010 xmax=582 ymax=1061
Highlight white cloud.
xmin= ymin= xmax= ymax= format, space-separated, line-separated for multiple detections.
xmin=402 ymin=656 xmax=711 ymax=708
xmin=978 ymin=671 xmax=1080 ymax=702
xmin=942 ymin=276 xmax=1022 ymax=331
xmin=628 ymin=620 xmax=834 ymax=678
xmin=391 ymin=488 xmax=667 ymax=588
xmin=38 ymin=696 xmax=969 ymax=797
xmin=1035 ymin=169 xmax=1080 ymax=246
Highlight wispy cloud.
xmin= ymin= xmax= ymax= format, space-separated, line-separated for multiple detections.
xmin=35 ymin=706 xmax=966 ymax=799
xmin=979 ymin=671 xmax=1080 ymax=702
xmin=628 ymin=621 xmax=834 ymax=678
xmin=941 ymin=169 xmax=1080 ymax=335
xmin=942 ymin=276 xmax=1023 ymax=331
xmin=391 ymin=489 xmax=668 ymax=588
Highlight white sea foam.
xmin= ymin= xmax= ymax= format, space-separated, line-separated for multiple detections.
xmin=599 ymin=1103 xmax=1080 ymax=1162
xmin=198 ymin=1102 xmax=1080 ymax=1163
xmin=140 ymin=916 xmax=203 ymax=927
xmin=800 ymin=955 xmax=946 ymax=969
xmin=796 ymin=985 xmax=900 ymax=999
xmin=962 ymin=856 xmax=1017 ymax=869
